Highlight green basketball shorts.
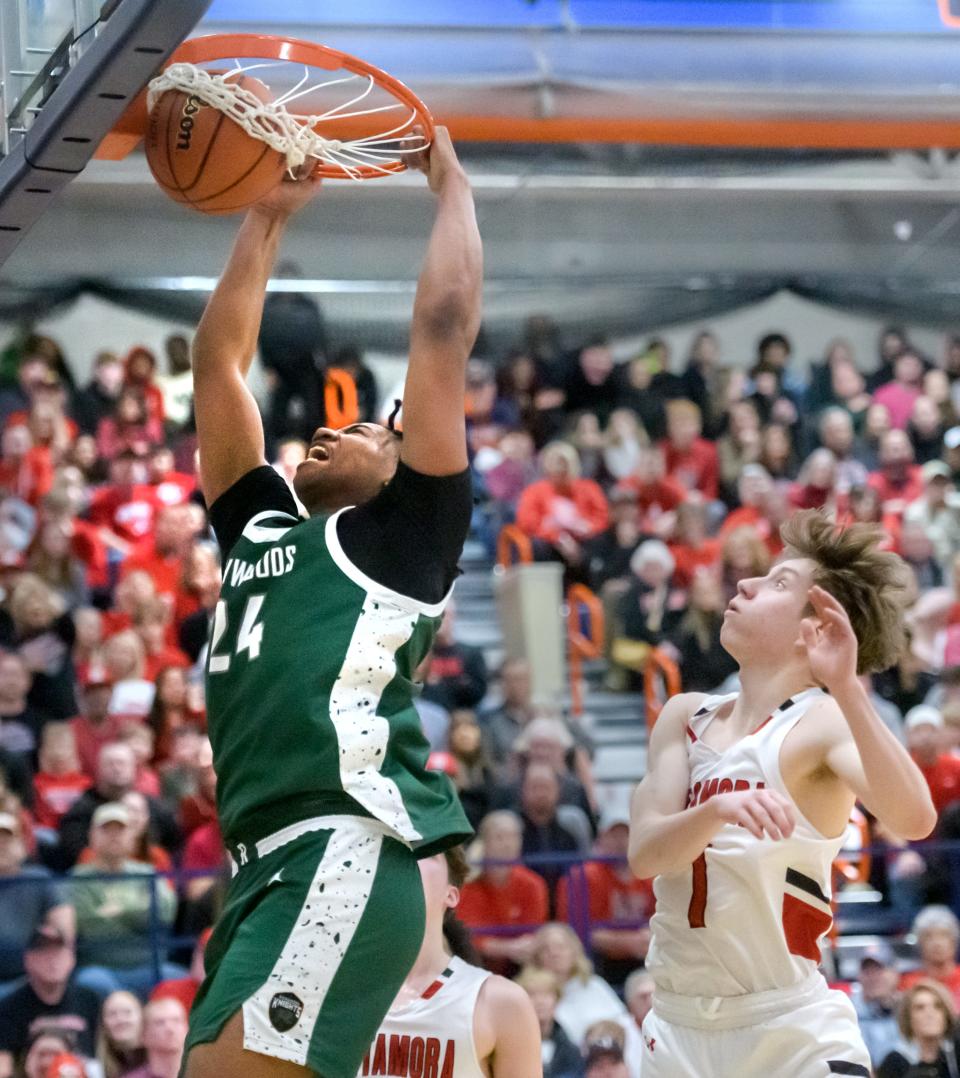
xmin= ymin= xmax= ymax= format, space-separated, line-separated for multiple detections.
xmin=184 ymin=814 xmax=425 ymax=1078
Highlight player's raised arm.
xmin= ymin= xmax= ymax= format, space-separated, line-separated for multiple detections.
xmin=400 ymin=127 xmax=482 ymax=475
xmin=191 ymin=172 xmax=322 ymax=504
xmin=628 ymin=693 xmax=797 ymax=878
xmin=804 ymin=585 xmax=938 ymax=841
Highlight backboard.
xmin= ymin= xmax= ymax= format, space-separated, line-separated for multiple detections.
xmin=0 ymin=0 xmax=212 ymax=269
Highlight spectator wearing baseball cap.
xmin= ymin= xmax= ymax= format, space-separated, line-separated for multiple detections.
xmin=905 ymin=706 xmax=960 ymax=817
xmin=0 ymin=811 xmax=74 ymax=994
xmin=581 ymin=1022 xmax=628 ymax=1078
xmin=851 ymin=940 xmax=902 ymax=1068
xmin=69 ymin=802 xmax=180 ymax=1000
xmin=904 ymin=460 xmax=960 ymax=576
xmin=0 ymin=925 xmax=100 ymax=1069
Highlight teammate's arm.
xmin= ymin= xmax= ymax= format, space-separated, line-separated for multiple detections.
xmin=804 ymin=586 xmax=937 ymax=841
xmin=474 ymin=976 xmax=543 ymax=1078
xmin=191 ymin=172 xmax=322 ymax=504
xmin=400 ymin=127 xmax=482 ymax=476
xmin=628 ymin=693 xmax=796 ymax=878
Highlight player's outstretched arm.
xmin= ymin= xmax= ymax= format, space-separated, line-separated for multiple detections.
xmin=475 ymin=976 xmax=543 ymax=1078
xmin=192 ymin=172 xmax=322 ymax=504
xmin=628 ymin=693 xmax=797 ymax=878
xmin=400 ymin=127 xmax=482 ymax=476
xmin=804 ymin=586 xmax=938 ymax=841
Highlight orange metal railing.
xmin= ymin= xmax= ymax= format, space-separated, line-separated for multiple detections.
xmin=567 ymin=583 xmax=605 ymax=716
xmin=644 ymin=647 xmax=682 ymax=732
xmin=496 ymin=524 xmax=533 ymax=568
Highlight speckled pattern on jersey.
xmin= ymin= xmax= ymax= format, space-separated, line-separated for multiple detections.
xmin=204 ymin=505 xmax=472 ymax=856
xmin=184 ymin=817 xmax=425 ymax=1078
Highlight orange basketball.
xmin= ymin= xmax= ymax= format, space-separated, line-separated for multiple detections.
xmin=145 ymin=75 xmax=288 ymax=215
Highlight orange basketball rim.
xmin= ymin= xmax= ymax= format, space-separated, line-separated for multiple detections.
xmin=99 ymin=33 xmax=435 ymax=180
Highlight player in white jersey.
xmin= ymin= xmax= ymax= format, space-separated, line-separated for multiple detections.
xmin=358 ymin=847 xmax=541 ymax=1078
xmin=629 ymin=510 xmax=938 ymax=1078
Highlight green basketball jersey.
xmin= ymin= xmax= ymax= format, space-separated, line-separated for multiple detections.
xmin=205 ymin=505 xmax=472 ymax=856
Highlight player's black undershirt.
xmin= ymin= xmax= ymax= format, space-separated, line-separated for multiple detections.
xmin=209 ymin=461 xmax=472 ymax=605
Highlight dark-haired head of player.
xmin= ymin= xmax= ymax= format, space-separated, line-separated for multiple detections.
xmin=720 ymin=509 xmax=910 ymax=678
xmin=293 ymin=421 xmax=402 ymax=514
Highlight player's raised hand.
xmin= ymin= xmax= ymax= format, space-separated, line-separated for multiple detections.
xmin=252 ymin=162 xmax=322 ymax=219
xmin=407 ymin=125 xmax=466 ymax=194
xmin=800 ymin=584 xmax=858 ymax=693
xmin=714 ymin=788 xmax=797 ymax=840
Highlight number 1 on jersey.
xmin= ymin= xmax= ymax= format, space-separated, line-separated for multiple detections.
xmin=688 ymin=850 xmax=708 ymax=928
xmin=209 ymin=595 xmax=265 ymax=673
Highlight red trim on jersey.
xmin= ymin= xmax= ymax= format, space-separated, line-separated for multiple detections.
xmin=421 ymin=979 xmax=445 ymax=1000
xmin=686 ymin=724 xmax=698 ymax=742
xmin=752 ymin=714 xmax=775 ymax=735
xmin=782 ymin=892 xmax=832 ymax=962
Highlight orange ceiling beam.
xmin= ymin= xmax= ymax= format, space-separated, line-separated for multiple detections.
xmin=440 ymin=113 xmax=960 ymax=151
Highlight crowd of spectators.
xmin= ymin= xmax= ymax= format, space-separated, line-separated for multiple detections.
xmin=1 ymin=316 xmax=960 ymax=1075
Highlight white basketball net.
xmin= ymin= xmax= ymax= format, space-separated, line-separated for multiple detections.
xmin=147 ymin=61 xmax=427 ymax=179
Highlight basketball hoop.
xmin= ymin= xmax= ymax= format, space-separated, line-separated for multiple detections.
xmin=146 ymin=34 xmax=434 ymax=180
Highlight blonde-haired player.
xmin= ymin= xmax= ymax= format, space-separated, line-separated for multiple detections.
xmin=630 ymin=510 xmax=936 ymax=1077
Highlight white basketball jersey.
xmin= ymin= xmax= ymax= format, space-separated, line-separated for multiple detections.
xmin=646 ymin=687 xmax=844 ymax=998
xmin=357 ymin=955 xmax=491 ymax=1078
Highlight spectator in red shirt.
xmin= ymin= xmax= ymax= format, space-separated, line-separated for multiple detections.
xmin=905 ymin=705 xmax=960 ymax=816
xmin=615 ymin=446 xmax=685 ymax=538
xmin=87 ymin=452 xmax=160 ymax=545
xmin=458 ymin=810 xmax=549 ymax=974
xmin=515 ymin=441 xmax=609 ymax=583
xmin=659 ymin=399 xmax=718 ymax=499
xmin=789 ymin=448 xmax=838 ymax=512
xmin=120 ymin=504 xmax=198 ymax=607
xmin=669 ymin=499 xmax=721 ymax=589
xmin=123 ymin=347 xmax=166 ymax=427
xmin=719 ymin=465 xmax=774 ymax=537
xmin=133 ymin=600 xmax=190 ymax=684
xmin=178 ymin=737 xmax=217 ymax=839
xmin=70 ymin=666 xmax=128 ymax=779
xmin=150 ymin=930 xmax=210 ymax=1014
xmin=900 ymin=905 xmax=960 ymax=1011
xmin=868 ymin=429 xmax=925 ymax=515
xmin=144 ymin=446 xmax=194 ymax=510
xmin=556 ymin=808 xmax=654 ymax=987
xmin=180 ymin=816 xmax=224 ymax=907
xmin=0 ymin=424 xmax=53 ymax=506
xmin=101 ymin=571 xmax=155 ymax=641
xmin=95 ymin=389 xmax=162 ymax=462
xmin=33 ymin=722 xmax=92 ymax=831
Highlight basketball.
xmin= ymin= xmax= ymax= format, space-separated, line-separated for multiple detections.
xmin=145 ymin=75 xmax=287 ymax=215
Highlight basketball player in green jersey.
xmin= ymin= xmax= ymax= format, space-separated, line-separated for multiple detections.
xmin=184 ymin=128 xmax=481 ymax=1078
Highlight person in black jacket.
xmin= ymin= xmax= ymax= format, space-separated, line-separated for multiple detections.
xmin=516 ymin=966 xmax=583 ymax=1078
xmin=878 ymin=979 xmax=960 ymax=1078
xmin=257 ymin=261 xmax=327 ymax=449
xmin=56 ymin=741 xmax=179 ymax=869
